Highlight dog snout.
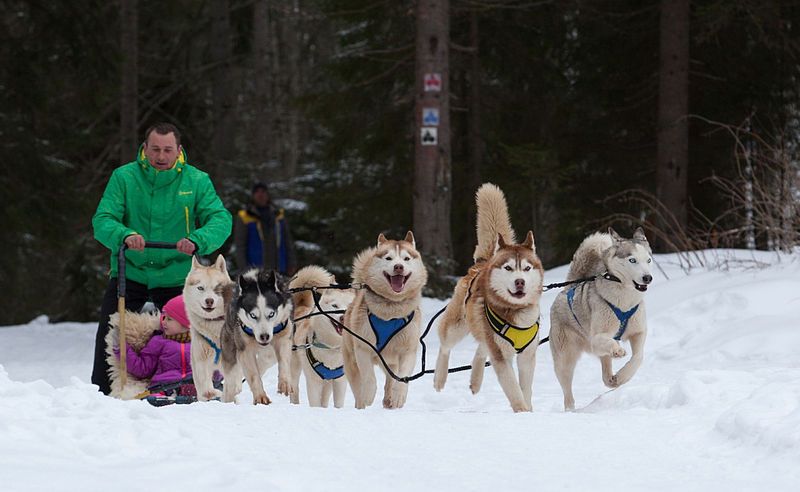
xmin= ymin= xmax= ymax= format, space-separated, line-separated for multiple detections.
xmin=258 ymin=333 xmax=271 ymax=344
xmin=204 ymin=298 xmax=215 ymax=308
xmin=393 ymin=264 xmax=404 ymax=275
xmin=642 ymin=274 xmax=653 ymax=284
xmin=514 ymin=278 xmax=525 ymax=290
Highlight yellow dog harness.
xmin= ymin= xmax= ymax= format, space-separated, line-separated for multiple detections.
xmin=484 ymin=303 xmax=540 ymax=353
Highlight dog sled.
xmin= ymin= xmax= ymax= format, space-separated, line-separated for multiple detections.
xmin=105 ymin=241 xmax=210 ymax=407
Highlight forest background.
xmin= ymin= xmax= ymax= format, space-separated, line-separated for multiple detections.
xmin=1 ymin=0 xmax=798 ymax=325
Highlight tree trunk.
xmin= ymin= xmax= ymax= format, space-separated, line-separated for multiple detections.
xmin=655 ymin=0 xmax=690 ymax=248
xmin=468 ymin=11 xmax=482 ymax=194
xmin=414 ymin=0 xmax=453 ymax=278
xmin=284 ymin=0 xmax=301 ymax=180
xmin=119 ymin=0 xmax=138 ymax=164
xmin=253 ymin=0 xmax=274 ymax=171
xmin=210 ymin=0 xmax=234 ymax=180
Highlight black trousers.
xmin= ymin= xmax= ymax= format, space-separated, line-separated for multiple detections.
xmin=91 ymin=278 xmax=183 ymax=395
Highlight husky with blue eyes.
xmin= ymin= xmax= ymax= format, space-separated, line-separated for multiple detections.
xmin=549 ymin=227 xmax=653 ymax=411
xmin=219 ymin=268 xmax=293 ymax=405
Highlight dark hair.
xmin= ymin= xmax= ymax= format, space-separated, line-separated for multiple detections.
xmin=144 ymin=123 xmax=181 ymax=146
xmin=252 ymin=181 xmax=269 ymax=194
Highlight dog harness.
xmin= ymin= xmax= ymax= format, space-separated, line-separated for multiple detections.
xmin=198 ymin=333 xmax=222 ymax=364
xmin=484 ymin=304 xmax=540 ymax=353
xmin=305 ymin=336 xmax=344 ymax=380
xmin=565 ymin=286 xmax=639 ymax=341
xmin=239 ymin=320 xmax=287 ymax=338
xmin=368 ymin=311 xmax=415 ymax=353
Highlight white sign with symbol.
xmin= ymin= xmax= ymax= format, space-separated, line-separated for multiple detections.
xmin=423 ymin=108 xmax=440 ymax=126
xmin=421 ymin=127 xmax=438 ymax=145
xmin=424 ymin=73 xmax=442 ymax=92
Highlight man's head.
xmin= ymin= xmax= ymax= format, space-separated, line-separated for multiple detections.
xmin=252 ymin=182 xmax=271 ymax=207
xmin=143 ymin=123 xmax=181 ymax=170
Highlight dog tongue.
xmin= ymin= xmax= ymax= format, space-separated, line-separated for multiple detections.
xmin=389 ymin=275 xmax=405 ymax=293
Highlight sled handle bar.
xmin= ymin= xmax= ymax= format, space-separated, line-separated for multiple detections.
xmin=117 ymin=241 xmax=178 ymax=298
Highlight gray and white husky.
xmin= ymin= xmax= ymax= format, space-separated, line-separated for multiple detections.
xmin=549 ymin=227 xmax=653 ymax=411
xmin=220 ymin=268 xmax=294 ymax=405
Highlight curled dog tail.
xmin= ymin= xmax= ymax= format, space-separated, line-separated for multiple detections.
xmin=567 ymin=232 xmax=612 ymax=281
xmin=473 ymin=183 xmax=516 ymax=262
xmin=290 ymin=265 xmax=335 ymax=309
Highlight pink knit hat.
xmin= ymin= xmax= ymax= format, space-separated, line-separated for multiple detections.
xmin=161 ymin=295 xmax=190 ymax=329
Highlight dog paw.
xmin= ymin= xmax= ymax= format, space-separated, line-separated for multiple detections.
xmin=433 ymin=374 xmax=446 ymax=392
xmin=611 ymin=343 xmax=627 ymax=358
xmin=253 ymin=393 xmax=272 ymax=405
xmin=201 ymin=388 xmax=222 ymax=401
xmin=604 ymin=374 xmax=619 ymax=388
xmin=511 ymin=402 xmax=532 ymax=413
xmin=277 ymin=379 xmax=290 ymax=396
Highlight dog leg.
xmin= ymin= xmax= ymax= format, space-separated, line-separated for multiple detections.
xmin=433 ymin=311 xmax=468 ymax=392
xmin=191 ymin=343 xmax=219 ymax=402
xmin=489 ymin=349 xmax=529 ymax=412
xmin=551 ymin=329 xmax=580 ymax=411
xmin=306 ymin=377 xmax=323 ymax=407
xmin=590 ymin=333 xmax=626 ymax=359
xmin=517 ymin=344 xmax=538 ymax=410
xmin=384 ymin=351 xmax=415 ymax=409
xmin=289 ymin=350 xmax=302 ymax=405
xmin=242 ymin=351 xmax=270 ymax=405
xmin=333 ymin=379 xmax=346 ymax=409
xmin=601 ymin=355 xmax=617 ymax=388
xmin=342 ymin=337 xmax=363 ymax=407
xmin=221 ymin=361 xmax=243 ymax=403
xmin=353 ymin=347 xmax=377 ymax=409
xmin=273 ymin=337 xmax=292 ymax=397
xmin=320 ymin=382 xmax=333 ymax=408
xmin=469 ymin=344 xmax=488 ymax=395
xmin=613 ymin=331 xmax=645 ymax=386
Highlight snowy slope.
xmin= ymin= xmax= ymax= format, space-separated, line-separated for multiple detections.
xmin=1 ymin=250 xmax=799 ymax=492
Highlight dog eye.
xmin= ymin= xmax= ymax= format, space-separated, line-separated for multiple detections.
xmin=385 ymin=256 xmax=393 ymax=261
xmin=249 ymin=312 xmax=258 ymax=320
xmin=403 ymin=257 xmax=410 ymax=261
xmin=268 ymin=311 xmax=275 ymax=318
xmin=197 ymin=286 xmax=205 ymax=291
xmin=331 ymin=304 xmax=339 ymax=309
xmin=504 ymin=265 xmax=513 ymax=271
xmin=629 ymin=258 xmax=637 ymax=264
xmin=647 ymin=258 xmax=652 ymax=263
xmin=524 ymin=266 xmax=531 ymax=272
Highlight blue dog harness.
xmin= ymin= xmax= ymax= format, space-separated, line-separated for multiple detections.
xmin=566 ymin=286 xmax=639 ymax=341
xmin=368 ymin=311 xmax=415 ymax=353
xmin=305 ymin=340 xmax=344 ymax=380
xmin=198 ymin=333 xmax=222 ymax=364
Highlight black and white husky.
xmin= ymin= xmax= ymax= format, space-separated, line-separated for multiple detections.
xmin=220 ymin=268 xmax=294 ymax=405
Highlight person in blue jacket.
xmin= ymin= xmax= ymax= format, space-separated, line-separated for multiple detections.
xmin=233 ymin=182 xmax=295 ymax=275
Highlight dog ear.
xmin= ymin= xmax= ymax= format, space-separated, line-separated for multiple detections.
xmin=377 ymin=233 xmax=388 ymax=246
xmin=191 ymin=255 xmax=202 ymax=269
xmin=404 ymin=231 xmax=416 ymax=249
xmin=633 ymin=227 xmax=649 ymax=243
xmin=495 ymin=233 xmax=507 ymax=253
xmin=521 ymin=230 xmax=536 ymax=252
xmin=214 ymin=254 xmax=228 ymax=273
xmin=608 ymin=227 xmax=622 ymax=242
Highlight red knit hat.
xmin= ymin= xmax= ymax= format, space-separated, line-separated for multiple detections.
xmin=161 ymin=295 xmax=190 ymax=329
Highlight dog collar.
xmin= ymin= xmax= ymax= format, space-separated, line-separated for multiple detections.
xmin=367 ymin=311 xmax=415 ymax=353
xmin=306 ymin=338 xmax=344 ymax=380
xmin=601 ymin=271 xmax=622 ymax=283
xmin=484 ymin=303 xmax=539 ymax=353
xmin=239 ymin=319 xmax=286 ymax=338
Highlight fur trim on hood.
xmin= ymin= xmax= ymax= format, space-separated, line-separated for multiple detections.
xmin=104 ymin=311 xmax=160 ymax=400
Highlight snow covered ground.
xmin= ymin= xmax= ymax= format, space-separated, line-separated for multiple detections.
xmin=1 ymin=249 xmax=799 ymax=491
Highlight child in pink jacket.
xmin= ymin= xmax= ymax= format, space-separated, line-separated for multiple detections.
xmin=116 ymin=295 xmax=192 ymax=388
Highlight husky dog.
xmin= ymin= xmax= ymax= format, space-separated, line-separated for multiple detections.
xmin=433 ymin=183 xmax=544 ymax=412
xmin=549 ymin=227 xmax=653 ymax=411
xmin=183 ymin=255 xmax=232 ymax=401
xmin=342 ymin=232 xmax=428 ymax=409
xmin=219 ymin=268 xmax=293 ymax=405
xmin=289 ymin=265 xmax=354 ymax=408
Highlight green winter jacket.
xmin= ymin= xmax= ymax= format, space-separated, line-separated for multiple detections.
xmin=92 ymin=146 xmax=232 ymax=288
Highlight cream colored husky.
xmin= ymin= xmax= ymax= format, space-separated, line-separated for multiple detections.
xmin=290 ymin=265 xmax=354 ymax=408
xmin=549 ymin=227 xmax=653 ymax=411
xmin=183 ymin=255 xmax=232 ymax=401
xmin=433 ymin=183 xmax=544 ymax=412
xmin=342 ymin=232 xmax=428 ymax=409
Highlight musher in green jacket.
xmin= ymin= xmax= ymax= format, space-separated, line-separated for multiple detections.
xmin=91 ymin=123 xmax=232 ymax=395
